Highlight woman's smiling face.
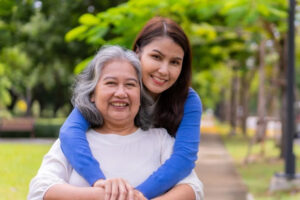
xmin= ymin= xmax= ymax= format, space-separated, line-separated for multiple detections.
xmin=91 ymin=60 xmax=140 ymax=129
xmin=138 ymin=36 xmax=184 ymax=99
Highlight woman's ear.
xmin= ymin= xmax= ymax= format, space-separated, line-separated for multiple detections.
xmin=135 ymin=46 xmax=141 ymax=58
xmin=90 ymin=93 xmax=95 ymax=102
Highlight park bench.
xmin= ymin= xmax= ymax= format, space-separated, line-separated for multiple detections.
xmin=0 ymin=118 xmax=35 ymax=137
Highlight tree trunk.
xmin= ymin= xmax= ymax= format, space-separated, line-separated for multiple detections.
xmin=256 ymin=40 xmax=267 ymax=142
xmin=7 ymin=88 xmax=18 ymax=111
xmin=262 ymin=21 xmax=287 ymax=158
xmin=25 ymin=87 xmax=32 ymax=116
xmin=239 ymin=62 xmax=257 ymax=137
xmin=239 ymin=74 xmax=249 ymax=136
xmin=279 ymin=36 xmax=288 ymax=159
xmin=230 ymin=68 xmax=239 ymax=135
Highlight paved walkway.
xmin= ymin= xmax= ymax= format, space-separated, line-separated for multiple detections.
xmin=195 ymin=133 xmax=249 ymax=200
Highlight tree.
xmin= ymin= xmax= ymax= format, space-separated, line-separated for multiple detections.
xmin=0 ymin=0 xmax=128 ymax=117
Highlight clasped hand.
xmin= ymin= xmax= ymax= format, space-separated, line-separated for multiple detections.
xmin=93 ymin=178 xmax=147 ymax=200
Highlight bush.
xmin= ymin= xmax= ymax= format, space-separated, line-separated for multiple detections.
xmin=34 ymin=118 xmax=65 ymax=138
xmin=0 ymin=118 xmax=65 ymax=138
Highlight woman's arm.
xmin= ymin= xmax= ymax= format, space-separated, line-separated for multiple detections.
xmin=28 ymin=139 xmax=105 ymax=200
xmin=152 ymin=184 xmax=195 ymax=200
xmin=44 ymin=184 xmax=105 ymax=200
xmin=136 ymin=88 xmax=202 ymax=198
xmin=59 ymin=107 xmax=105 ymax=185
xmin=151 ymin=128 xmax=203 ymax=200
xmin=28 ymin=140 xmax=72 ymax=200
xmin=45 ymin=184 xmax=145 ymax=200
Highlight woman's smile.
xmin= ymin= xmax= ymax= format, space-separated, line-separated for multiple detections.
xmin=151 ymin=75 xmax=167 ymax=86
xmin=109 ymin=101 xmax=129 ymax=111
xmin=110 ymin=101 xmax=129 ymax=107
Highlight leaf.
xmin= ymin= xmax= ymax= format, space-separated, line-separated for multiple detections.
xmin=268 ymin=7 xmax=287 ymax=19
xmin=224 ymin=4 xmax=249 ymax=26
xmin=257 ymin=4 xmax=270 ymax=17
xmin=65 ymin=25 xmax=88 ymax=42
xmin=244 ymin=9 xmax=259 ymax=25
xmin=191 ymin=23 xmax=217 ymax=41
xmin=0 ymin=89 xmax=11 ymax=106
xmin=85 ymin=26 xmax=108 ymax=44
xmin=79 ymin=13 xmax=100 ymax=25
xmin=0 ymin=20 xmax=6 ymax=29
xmin=0 ymin=63 xmax=5 ymax=75
xmin=74 ymin=56 xmax=93 ymax=74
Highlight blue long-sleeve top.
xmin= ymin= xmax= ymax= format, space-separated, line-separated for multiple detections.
xmin=59 ymin=88 xmax=202 ymax=199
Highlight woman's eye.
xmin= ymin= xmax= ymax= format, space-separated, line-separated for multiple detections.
xmin=151 ymin=55 xmax=161 ymax=60
xmin=106 ymin=82 xmax=116 ymax=85
xmin=126 ymin=83 xmax=136 ymax=87
xmin=171 ymin=60 xmax=180 ymax=66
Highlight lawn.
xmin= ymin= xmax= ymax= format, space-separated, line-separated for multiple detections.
xmin=222 ymin=134 xmax=300 ymax=200
xmin=0 ymin=143 xmax=52 ymax=200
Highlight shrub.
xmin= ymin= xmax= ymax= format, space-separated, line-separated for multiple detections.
xmin=34 ymin=118 xmax=65 ymax=138
xmin=0 ymin=118 xmax=65 ymax=138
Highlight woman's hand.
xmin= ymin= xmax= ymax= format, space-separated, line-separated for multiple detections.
xmin=93 ymin=178 xmax=135 ymax=200
xmin=133 ymin=190 xmax=147 ymax=200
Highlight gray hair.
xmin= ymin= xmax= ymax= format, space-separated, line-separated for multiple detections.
xmin=72 ymin=45 xmax=152 ymax=130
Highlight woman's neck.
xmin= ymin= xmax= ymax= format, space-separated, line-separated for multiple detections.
xmin=144 ymin=87 xmax=160 ymax=102
xmin=94 ymin=122 xmax=138 ymax=136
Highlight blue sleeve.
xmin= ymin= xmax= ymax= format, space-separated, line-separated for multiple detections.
xmin=136 ymin=88 xmax=202 ymax=199
xmin=59 ymin=107 xmax=106 ymax=186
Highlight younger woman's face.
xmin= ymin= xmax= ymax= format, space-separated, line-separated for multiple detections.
xmin=138 ymin=36 xmax=184 ymax=99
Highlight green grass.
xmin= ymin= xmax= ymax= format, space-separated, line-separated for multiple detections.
xmin=222 ymin=134 xmax=300 ymax=200
xmin=0 ymin=143 xmax=51 ymax=200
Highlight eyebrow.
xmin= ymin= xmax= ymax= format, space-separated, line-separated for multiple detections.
xmin=152 ymin=49 xmax=183 ymax=61
xmin=103 ymin=76 xmax=139 ymax=83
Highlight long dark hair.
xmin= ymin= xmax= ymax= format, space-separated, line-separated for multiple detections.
xmin=133 ymin=17 xmax=192 ymax=136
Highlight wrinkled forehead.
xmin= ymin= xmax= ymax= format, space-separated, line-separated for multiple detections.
xmin=99 ymin=59 xmax=140 ymax=82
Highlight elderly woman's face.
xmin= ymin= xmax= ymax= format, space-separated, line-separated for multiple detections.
xmin=91 ymin=60 xmax=140 ymax=127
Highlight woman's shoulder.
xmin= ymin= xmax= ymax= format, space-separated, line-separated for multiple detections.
xmin=185 ymin=87 xmax=202 ymax=109
xmin=187 ymin=88 xmax=201 ymax=101
xmin=144 ymin=128 xmax=173 ymax=139
xmin=144 ymin=127 xmax=168 ymax=134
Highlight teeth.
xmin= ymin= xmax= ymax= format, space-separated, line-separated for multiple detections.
xmin=111 ymin=103 xmax=127 ymax=107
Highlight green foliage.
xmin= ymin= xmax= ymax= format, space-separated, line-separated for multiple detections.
xmin=221 ymin=0 xmax=287 ymax=27
xmin=193 ymin=66 xmax=231 ymax=109
xmin=65 ymin=0 xmax=288 ymax=111
xmin=74 ymin=56 xmax=93 ymax=75
xmin=0 ymin=0 xmax=294 ymax=115
xmin=79 ymin=13 xmax=101 ymax=25
xmin=34 ymin=118 xmax=65 ymax=137
xmin=65 ymin=25 xmax=88 ymax=42
xmin=0 ymin=0 xmax=128 ymax=117
xmin=0 ymin=63 xmax=11 ymax=107
xmin=0 ymin=46 xmax=37 ymax=97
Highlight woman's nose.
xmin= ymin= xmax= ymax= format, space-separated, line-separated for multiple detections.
xmin=157 ymin=62 xmax=168 ymax=75
xmin=114 ymin=86 xmax=127 ymax=98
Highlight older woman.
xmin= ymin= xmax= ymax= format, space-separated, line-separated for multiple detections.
xmin=28 ymin=46 xmax=203 ymax=200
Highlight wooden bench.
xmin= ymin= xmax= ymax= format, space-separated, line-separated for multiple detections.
xmin=0 ymin=118 xmax=35 ymax=137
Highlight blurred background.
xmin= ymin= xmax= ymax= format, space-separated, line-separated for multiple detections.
xmin=1 ymin=0 xmax=300 ymax=199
